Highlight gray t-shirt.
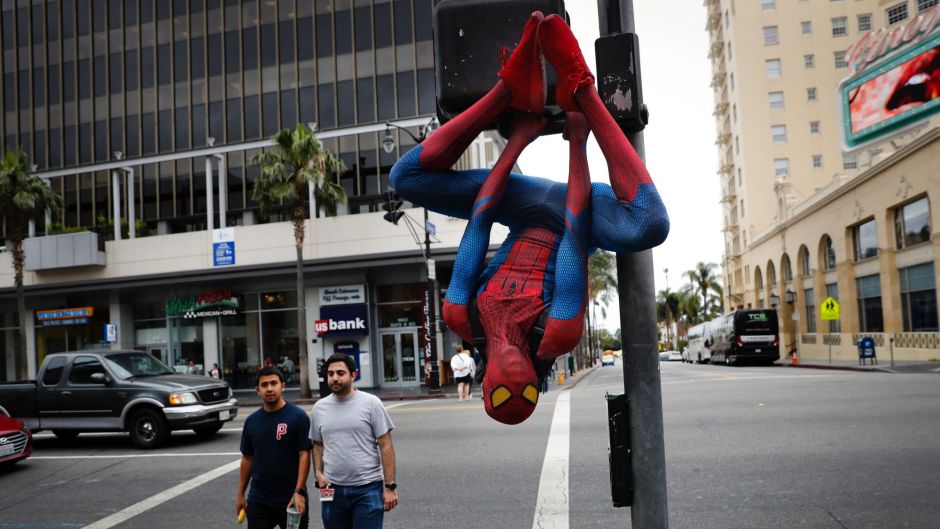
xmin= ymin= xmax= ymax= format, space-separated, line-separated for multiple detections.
xmin=309 ymin=390 xmax=395 ymax=486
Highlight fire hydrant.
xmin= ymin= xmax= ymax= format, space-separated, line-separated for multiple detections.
xmin=557 ymin=372 xmax=565 ymax=384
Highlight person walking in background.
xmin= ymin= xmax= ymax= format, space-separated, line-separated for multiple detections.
xmin=450 ymin=343 xmax=475 ymax=401
xmin=208 ymin=363 xmax=221 ymax=379
xmin=310 ymin=353 xmax=398 ymax=529
xmin=186 ymin=359 xmax=199 ymax=375
xmin=237 ymin=367 xmax=312 ymax=529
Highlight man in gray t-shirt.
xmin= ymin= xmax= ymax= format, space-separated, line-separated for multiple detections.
xmin=310 ymin=353 xmax=397 ymax=529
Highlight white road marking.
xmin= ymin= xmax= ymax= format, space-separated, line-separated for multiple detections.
xmin=81 ymin=458 xmax=241 ymax=529
xmin=384 ymin=401 xmax=418 ymax=410
xmin=531 ymin=391 xmax=570 ymax=529
xmin=33 ymin=452 xmax=241 ymax=460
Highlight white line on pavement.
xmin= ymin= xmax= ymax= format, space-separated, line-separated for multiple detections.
xmin=384 ymin=401 xmax=418 ymax=410
xmin=81 ymin=458 xmax=241 ymax=529
xmin=33 ymin=452 xmax=242 ymax=460
xmin=531 ymin=391 xmax=570 ymax=529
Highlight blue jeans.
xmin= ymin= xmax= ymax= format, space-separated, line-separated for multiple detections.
xmin=320 ymin=481 xmax=384 ymax=529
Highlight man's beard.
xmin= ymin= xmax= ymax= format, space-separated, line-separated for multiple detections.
xmin=330 ymin=380 xmax=351 ymax=395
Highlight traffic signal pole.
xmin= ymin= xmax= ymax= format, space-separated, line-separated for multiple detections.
xmin=597 ymin=0 xmax=670 ymax=527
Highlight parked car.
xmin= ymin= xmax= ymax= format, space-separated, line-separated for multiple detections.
xmin=0 ymin=411 xmax=32 ymax=467
xmin=0 ymin=350 xmax=238 ymax=449
xmin=601 ymin=353 xmax=615 ymax=366
xmin=667 ymin=351 xmax=683 ymax=361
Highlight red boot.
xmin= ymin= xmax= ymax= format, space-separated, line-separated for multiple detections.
xmin=498 ymin=11 xmax=545 ymax=112
xmin=538 ymin=14 xmax=595 ymax=112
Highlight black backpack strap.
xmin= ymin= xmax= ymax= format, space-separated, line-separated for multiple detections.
xmin=527 ymin=309 xmax=549 ymax=359
xmin=468 ymin=296 xmax=487 ymax=383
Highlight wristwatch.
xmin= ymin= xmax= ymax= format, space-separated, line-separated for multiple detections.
xmin=295 ymin=488 xmax=306 ymax=494
xmin=384 ymin=482 xmax=398 ymax=491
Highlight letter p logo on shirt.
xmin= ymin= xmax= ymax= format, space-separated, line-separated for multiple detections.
xmin=276 ymin=423 xmax=288 ymax=440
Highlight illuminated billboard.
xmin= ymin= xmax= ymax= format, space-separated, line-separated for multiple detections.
xmin=840 ymin=31 xmax=940 ymax=150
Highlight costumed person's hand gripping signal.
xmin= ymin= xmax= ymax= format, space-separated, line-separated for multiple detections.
xmin=390 ymin=13 xmax=669 ymax=425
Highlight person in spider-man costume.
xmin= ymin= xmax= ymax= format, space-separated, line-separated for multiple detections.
xmin=390 ymin=13 xmax=669 ymax=425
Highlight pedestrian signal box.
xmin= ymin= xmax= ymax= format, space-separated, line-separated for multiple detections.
xmin=821 ymin=296 xmax=840 ymax=321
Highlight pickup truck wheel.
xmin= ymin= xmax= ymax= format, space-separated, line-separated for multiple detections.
xmin=129 ymin=409 xmax=169 ymax=449
xmin=52 ymin=430 xmax=80 ymax=441
xmin=193 ymin=424 xmax=223 ymax=437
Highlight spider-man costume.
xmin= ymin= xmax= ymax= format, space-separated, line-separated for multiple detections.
xmin=390 ymin=13 xmax=669 ymax=425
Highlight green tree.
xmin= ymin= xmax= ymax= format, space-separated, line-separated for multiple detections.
xmin=656 ymin=288 xmax=681 ymax=347
xmin=251 ymin=124 xmax=345 ymax=398
xmin=0 ymin=149 xmax=63 ymax=379
xmin=588 ymin=250 xmax=618 ymax=359
xmin=685 ymin=262 xmax=723 ymax=318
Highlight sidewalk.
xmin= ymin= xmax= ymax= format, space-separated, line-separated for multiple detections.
xmin=785 ymin=357 xmax=940 ymax=374
xmin=234 ymin=367 xmax=598 ymax=407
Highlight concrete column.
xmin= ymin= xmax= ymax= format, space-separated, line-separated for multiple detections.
xmin=111 ymin=171 xmax=122 ymax=241
xmin=218 ymin=155 xmax=227 ymax=228
xmin=205 ymin=158 xmax=215 ymax=232
xmin=44 ymin=209 xmax=51 ymax=235
xmin=308 ymin=181 xmax=316 ymax=220
xmin=202 ymin=318 xmax=219 ymax=375
xmin=108 ymin=292 xmax=136 ymax=350
xmin=879 ymin=248 xmax=901 ymax=332
xmin=25 ymin=310 xmax=36 ymax=378
xmin=28 ymin=220 xmax=35 ymax=237
xmin=127 ymin=168 xmax=137 ymax=239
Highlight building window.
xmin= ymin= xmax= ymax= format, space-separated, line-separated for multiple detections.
xmin=810 ymin=121 xmax=820 ymax=134
xmin=812 ymin=154 xmax=823 ymax=168
xmin=766 ymin=59 xmax=782 ymax=78
xmin=919 ymin=0 xmax=939 ymax=12
xmin=783 ymin=256 xmax=793 ymax=282
xmin=835 ymin=51 xmax=848 ymax=68
xmin=730 ymin=72 xmax=735 ymax=90
xmin=771 ymin=125 xmax=787 ymax=143
xmin=733 ymin=104 xmax=738 ymax=121
xmin=856 ymin=274 xmax=884 ymax=332
xmin=804 ymin=288 xmax=816 ymax=333
xmin=769 ymin=91 xmax=785 ymax=110
xmin=822 ymin=236 xmax=837 ymax=271
xmin=800 ymin=247 xmax=811 ymax=277
xmin=763 ymin=26 xmax=779 ymax=45
xmin=801 ymin=21 xmax=812 ymax=35
xmin=826 ymin=283 xmax=842 ymax=332
xmin=887 ymin=3 xmax=909 ymax=25
xmin=807 ymin=87 xmax=818 ymax=101
xmin=774 ymin=158 xmax=789 ymax=176
xmin=762 ymin=0 xmax=776 ymax=11
xmin=735 ymin=135 xmax=740 ymax=154
xmin=832 ymin=17 xmax=848 ymax=36
xmin=899 ymin=263 xmax=938 ymax=331
xmin=843 ymin=153 xmax=858 ymax=170
xmin=895 ymin=196 xmax=931 ymax=249
xmin=853 ymin=219 xmax=879 ymax=261
xmin=804 ymin=54 xmax=815 ymax=68
xmin=858 ymin=13 xmax=872 ymax=32
xmin=740 ymin=199 xmax=745 ymax=217
xmin=728 ymin=41 xmax=733 ymax=60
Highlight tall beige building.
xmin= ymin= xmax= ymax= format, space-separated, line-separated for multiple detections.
xmin=706 ymin=0 xmax=937 ymax=309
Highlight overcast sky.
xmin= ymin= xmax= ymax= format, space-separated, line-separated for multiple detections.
xmin=516 ymin=2 xmax=723 ymax=331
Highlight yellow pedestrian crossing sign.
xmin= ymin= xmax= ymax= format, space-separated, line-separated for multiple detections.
xmin=821 ymin=297 xmax=840 ymax=320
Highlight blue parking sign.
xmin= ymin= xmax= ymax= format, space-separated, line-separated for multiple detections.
xmin=213 ymin=241 xmax=235 ymax=266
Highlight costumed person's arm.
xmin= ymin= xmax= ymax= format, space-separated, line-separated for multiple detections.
xmin=535 ymin=112 xmax=592 ymax=360
xmin=539 ymin=15 xmax=669 ymax=254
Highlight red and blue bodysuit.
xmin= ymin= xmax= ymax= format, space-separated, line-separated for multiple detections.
xmin=390 ymin=13 xmax=669 ymax=424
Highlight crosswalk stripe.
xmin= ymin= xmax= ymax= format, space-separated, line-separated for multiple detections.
xmin=531 ymin=391 xmax=570 ymax=529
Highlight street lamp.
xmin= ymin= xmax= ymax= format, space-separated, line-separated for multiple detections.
xmin=382 ymin=118 xmax=439 ymax=154
xmin=380 ymin=117 xmax=442 ymax=393
xmin=785 ymin=289 xmax=795 ymax=304
xmin=770 ymin=292 xmax=780 ymax=309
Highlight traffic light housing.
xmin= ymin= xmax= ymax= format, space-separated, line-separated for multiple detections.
xmin=382 ymin=190 xmax=405 ymax=225
xmin=595 ymin=32 xmax=648 ymax=133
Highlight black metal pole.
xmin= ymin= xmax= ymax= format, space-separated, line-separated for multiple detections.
xmin=425 ymin=207 xmax=441 ymax=392
xmin=597 ymin=1 xmax=669 ymax=527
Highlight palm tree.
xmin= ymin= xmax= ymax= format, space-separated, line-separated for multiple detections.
xmin=685 ymin=262 xmax=722 ymax=317
xmin=251 ymin=123 xmax=345 ymax=398
xmin=0 ymin=149 xmax=63 ymax=379
xmin=656 ymin=288 xmax=681 ymax=347
xmin=588 ymin=251 xmax=617 ymax=362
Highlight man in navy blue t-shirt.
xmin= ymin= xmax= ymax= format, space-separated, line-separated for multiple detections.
xmin=237 ymin=366 xmax=312 ymax=529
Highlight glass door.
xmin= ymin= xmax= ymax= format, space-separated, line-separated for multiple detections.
xmin=379 ymin=330 xmax=420 ymax=389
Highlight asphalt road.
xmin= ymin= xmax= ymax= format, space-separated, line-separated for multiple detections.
xmin=1 ymin=361 xmax=938 ymax=529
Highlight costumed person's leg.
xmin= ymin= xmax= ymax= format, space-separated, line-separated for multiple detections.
xmin=390 ymin=11 xmax=545 ymax=218
xmin=442 ymin=112 xmax=548 ymax=343
xmin=535 ymin=112 xmax=592 ymax=361
xmin=538 ymin=15 xmax=669 ymax=252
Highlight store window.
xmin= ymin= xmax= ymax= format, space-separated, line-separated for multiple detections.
xmin=899 ymin=263 xmax=938 ymax=332
xmin=0 ymin=311 xmax=19 ymax=381
xmin=856 ymin=274 xmax=884 ymax=332
xmin=894 ymin=196 xmax=930 ymax=249
xmin=377 ymin=283 xmax=425 ymax=328
xmin=853 ymin=219 xmax=878 ymax=261
xmin=804 ymin=288 xmax=816 ymax=333
xmin=826 ymin=283 xmax=841 ymax=333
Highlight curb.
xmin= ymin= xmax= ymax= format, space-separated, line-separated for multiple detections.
xmin=784 ymin=363 xmax=893 ymax=373
xmin=565 ymin=365 xmax=600 ymax=390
